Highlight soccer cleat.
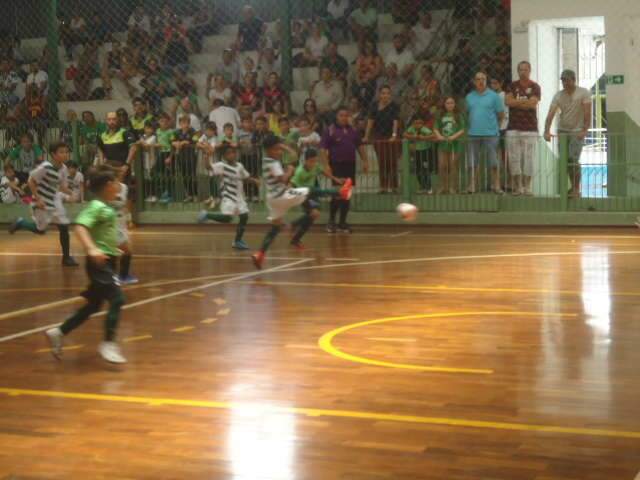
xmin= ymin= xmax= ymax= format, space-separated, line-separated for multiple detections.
xmin=62 ymin=256 xmax=79 ymax=267
xmin=98 ymin=342 xmax=127 ymax=364
xmin=119 ymin=275 xmax=139 ymax=285
xmin=251 ymin=251 xmax=265 ymax=270
xmin=326 ymin=223 xmax=337 ymax=234
xmin=197 ymin=210 xmax=209 ymax=224
xmin=232 ymin=240 xmax=250 ymax=250
xmin=338 ymin=224 xmax=353 ymax=234
xmin=339 ymin=178 xmax=354 ymax=200
xmin=290 ymin=241 xmax=305 ymax=251
xmin=8 ymin=217 xmax=22 ymax=235
xmin=45 ymin=327 xmax=64 ymax=360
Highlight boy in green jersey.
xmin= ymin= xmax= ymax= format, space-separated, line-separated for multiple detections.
xmin=289 ymin=148 xmax=349 ymax=249
xmin=45 ymin=165 xmax=128 ymax=364
xmin=404 ymin=116 xmax=438 ymax=193
xmin=153 ymin=112 xmax=176 ymax=202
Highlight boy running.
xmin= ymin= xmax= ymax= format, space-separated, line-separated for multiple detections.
xmin=45 ymin=165 xmax=127 ymax=364
xmin=198 ymin=143 xmax=259 ymax=250
xmin=252 ymin=135 xmax=352 ymax=269
xmin=8 ymin=142 xmax=78 ymax=267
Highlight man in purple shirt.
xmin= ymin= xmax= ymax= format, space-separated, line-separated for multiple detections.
xmin=320 ymin=106 xmax=369 ymax=233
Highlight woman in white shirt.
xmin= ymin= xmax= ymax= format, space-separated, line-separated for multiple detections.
xmin=208 ymin=75 xmax=233 ymax=106
xmin=300 ymin=24 xmax=329 ymax=67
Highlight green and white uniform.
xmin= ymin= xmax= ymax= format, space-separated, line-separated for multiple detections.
xmin=29 ymin=161 xmax=70 ymax=230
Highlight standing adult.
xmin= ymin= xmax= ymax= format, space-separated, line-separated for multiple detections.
xmin=311 ymin=68 xmax=345 ymax=126
xmin=365 ymin=85 xmax=401 ymax=194
xmin=208 ymin=98 xmax=241 ymax=132
xmin=98 ymin=112 xmax=134 ymax=168
xmin=213 ymin=49 xmax=240 ymax=86
xmin=465 ymin=71 xmax=505 ymax=194
xmin=544 ymin=69 xmax=591 ymax=197
xmin=321 ymin=106 xmax=369 ymax=233
xmin=505 ymin=60 xmax=541 ymax=196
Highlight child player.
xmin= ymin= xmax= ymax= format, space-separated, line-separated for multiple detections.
xmin=197 ymin=143 xmax=259 ymax=250
xmin=113 ymin=166 xmax=137 ymax=284
xmin=45 ymin=165 xmax=127 ymax=364
xmin=289 ymin=148 xmax=347 ymax=249
xmin=8 ymin=142 xmax=78 ymax=267
xmin=252 ymin=134 xmax=352 ymax=269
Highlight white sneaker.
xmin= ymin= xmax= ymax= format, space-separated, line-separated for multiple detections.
xmin=98 ymin=342 xmax=127 ymax=364
xmin=45 ymin=327 xmax=64 ymax=359
xmin=146 ymin=196 xmax=158 ymax=203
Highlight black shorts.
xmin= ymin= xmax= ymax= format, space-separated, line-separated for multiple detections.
xmin=330 ymin=161 xmax=356 ymax=185
xmin=82 ymin=256 xmax=122 ymax=303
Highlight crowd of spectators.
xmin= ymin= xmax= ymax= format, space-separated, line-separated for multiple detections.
xmin=1 ymin=0 xmax=529 ymax=202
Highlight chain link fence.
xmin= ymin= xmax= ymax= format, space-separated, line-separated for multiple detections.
xmin=1 ymin=0 xmax=638 ymax=217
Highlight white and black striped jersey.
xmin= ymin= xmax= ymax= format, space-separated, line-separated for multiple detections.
xmin=211 ymin=161 xmax=249 ymax=203
xmin=68 ymin=171 xmax=84 ymax=200
xmin=262 ymin=157 xmax=286 ymax=199
xmin=1 ymin=176 xmax=18 ymax=204
xmin=110 ymin=182 xmax=129 ymax=229
xmin=30 ymin=161 xmax=68 ymax=210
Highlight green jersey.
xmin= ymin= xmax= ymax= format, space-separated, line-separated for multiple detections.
xmin=436 ymin=113 xmax=465 ymax=138
xmin=80 ymin=122 xmax=107 ymax=146
xmin=291 ymin=163 xmax=324 ymax=188
xmin=156 ymin=128 xmax=175 ymax=153
xmin=406 ymin=126 xmax=433 ymax=151
xmin=75 ymin=199 xmax=119 ymax=256
xmin=9 ymin=145 xmax=44 ymax=172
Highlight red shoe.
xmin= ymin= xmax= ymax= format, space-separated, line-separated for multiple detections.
xmin=340 ymin=178 xmax=353 ymax=200
xmin=290 ymin=241 xmax=305 ymax=251
xmin=251 ymin=251 xmax=265 ymax=270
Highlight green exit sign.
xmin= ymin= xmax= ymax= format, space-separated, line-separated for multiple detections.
xmin=607 ymin=75 xmax=625 ymax=85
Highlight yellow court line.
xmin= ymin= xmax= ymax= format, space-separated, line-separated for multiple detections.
xmin=171 ymin=326 xmax=195 ymax=333
xmin=0 ymin=387 xmax=638 ymax=440
xmin=201 ymin=318 xmax=218 ymax=324
xmin=318 ymin=312 xmax=577 ymax=375
xmin=217 ymin=308 xmax=231 ymax=316
xmin=123 ymin=335 xmax=153 ymax=343
xmin=241 ymin=279 xmax=640 ymax=297
xmin=36 ymin=345 xmax=84 ymax=354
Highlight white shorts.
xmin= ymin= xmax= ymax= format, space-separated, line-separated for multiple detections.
xmin=220 ymin=197 xmax=249 ymax=216
xmin=33 ymin=195 xmax=70 ymax=231
xmin=266 ymin=188 xmax=309 ymax=221
xmin=506 ymin=130 xmax=537 ymax=176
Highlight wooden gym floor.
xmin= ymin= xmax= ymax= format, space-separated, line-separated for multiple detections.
xmin=1 ymin=225 xmax=640 ymax=480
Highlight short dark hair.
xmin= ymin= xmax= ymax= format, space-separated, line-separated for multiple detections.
xmin=304 ymin=148 xmax=318 ymax=160
xmin=255 ymin=115 xmax=268 ymax=123
xmin=223 ymin=122 xmax=234 ymax=130
xmin=144 ymin=119 xmax=155 ymax=129
xmin=158 ymin=112 xmax=171 ymax=121
xmin=132 ymin=97 xmax=144 ymax=105
xmin=219 ymin=142 xmax=237 ymax=157
xmin=67 ymin=161 xmax=79 ymax=169
xmin=518 ymin=60 xmax=532 ymax=69
xmin=49 ymin=141 xmax=69 ymax=156
xmin=212 ymin=98 xmax=225 ymax=107
xmin=278 ymin=116 xmax=290 ymax=124
xmin=204 ymin=121 xmax=217 ymax=131
xmin=87 ymin=165 xmax=117 ymax=194
xmin=20 ymin=132 xmax=34 ymax=142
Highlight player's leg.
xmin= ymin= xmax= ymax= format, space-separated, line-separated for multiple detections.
xmin=8 ymin=205 xmax=48 ymax=235
xmin=99 ymin=284 xmax=127 ymax=364
xmin=522 ymin=133 xmax=536 ymax=195
xmin=437 ymin=149 xmax=449 ymax=194
xmin=233 ymin=213 xmax=250 ymax=250
xmin=54 ymin=199 xmax=78 ymax=266
xmin=291 ymin=200 xmax=319 ymax=249
xmin=198 ymin=212 xmax=233 ymax=223
xmin=450 ymin=151 xmax=460 ymax=194
xmin=507 ymin=131 xmax=522 ymax=195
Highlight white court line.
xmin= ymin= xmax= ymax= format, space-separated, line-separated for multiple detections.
xmin=324 ymin=258 xmax=360 ymax=262
xmin=0 ymin=252 xmax=303 ymax=261
xmin=0 ymin=259 xmax=311 ymax=343
xmin=390 ymin=231 xmax=411 ymax=238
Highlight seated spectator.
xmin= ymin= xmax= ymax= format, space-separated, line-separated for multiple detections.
xmin=301 ymin=98 xmax=321 ymax=133
xmin=26 ymin=60 xmax=48 ymax=102
xmin=236 ymin=5 xmax=267 ymax=52
xmin=141 ymin=57 xmax=173 ymax=114
xmin=240 ymin=56 xmax=258 ymax=82
xmin=209 ymin=98 xmax=242 ymax=132
xmin=128 ymin=4 xmax=152 ymax=47
xmin=174 ymin=66 xmax=200 ymax=111
xmin=0 ymin=34 xmax=24 ymax=66
xmin=9 ymin=132 xmax=44 ymax=183
xmin=326 ymin=0 xmax=351 ymax=41
xmin=0 ymin=59 xmax=20 ymax=117
xmin=62 ymin=13 xmax=87 ymax=60
xmin=88 ymin=11 xmax=110 ymax=44
xmin=1 ymin=163 xmax=25 ymax=204
xmin=172 ymin=97 xmax=202 ymax=132
xmin=409 ymin=12 xmax=435 ymax=60
xmin=188 ymin=3 xmax=216 ymax=53
xmin=311 ymin=68 xmax=344 ymax=125
xmin=377 ymin=63 xmax=409 ymax=101
xmin=493 ymin=33 xmax=511 ymax=82
xmin=267 ymin=98 xmax=288 ymax=136
xmin=348 ymin=97 xmax=365 ymax=127
xmin=411 ymin=64 xmax=440 ymax=113
xmin=291 ymin=20 xmax=308 ymax=49
xmin=73 ymin=40 xmax=99 ymax=101
xmin=351 ymin=40 xmax=382 ymax=108
xmin=213 ymin=49 xmax=240 ymax=87
xmin=162 ymin=17 xmax=193 ymax=75
xmin=235 ymin=73 xmax=261 ymax=112
xmin=350 ymin=0 xmax=378 ymax=44
xmin=258 ymin=47 xmax=282 ymax=85
xmin=262 ymin=72 xmax=287 ymax=113
xmin=100 ymin=40 xmax=124 ymax=99
xmin=432 ymin=38 xmax=475 ymax=97
xmin=385 ymin=34 xmax=416 ymax=81
xmin=208 ymin=75 xmax=234 ymax=106
xmin=391 ymin=0 xmax=421 ymax=26
xmin=60 ymin=109 xmax=77 ymax=149
xmin=320 ymin=42 xmax=349 ymax=84
xmin=152 ymin=4 xmax=174 ymax=39
xmin=294 ymin=24 xmax=328 ymax=67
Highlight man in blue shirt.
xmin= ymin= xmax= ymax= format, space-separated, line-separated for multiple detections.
xmin=466 ymin=71 xmax=505 ymax=194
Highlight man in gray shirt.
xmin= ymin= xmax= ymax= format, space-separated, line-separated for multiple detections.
xmin=544 ymin=69 xmax=591 ymax=197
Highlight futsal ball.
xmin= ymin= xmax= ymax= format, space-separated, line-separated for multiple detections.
xmin=396 ymin=203 xmax=418 ymax=222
